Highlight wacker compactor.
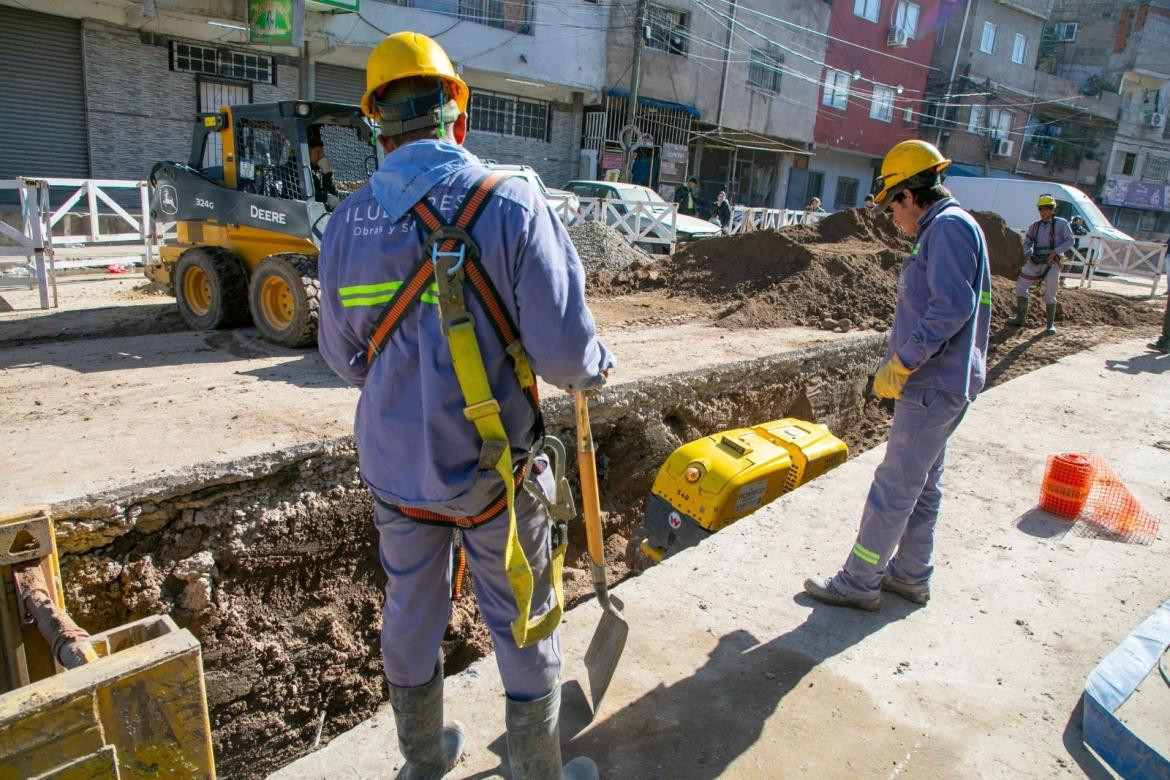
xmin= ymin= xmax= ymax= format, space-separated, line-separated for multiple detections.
xmin=148 ymin=101 xmax=380 ymax=346
xmin=639 ymin=419 xmax=848 ymax=563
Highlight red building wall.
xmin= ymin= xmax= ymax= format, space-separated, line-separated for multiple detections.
xmin=813 ymin=0 xmax=940 ymax=157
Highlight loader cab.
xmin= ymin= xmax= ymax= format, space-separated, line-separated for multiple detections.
xmin=187 ymin=101 xmax=379 ymax=208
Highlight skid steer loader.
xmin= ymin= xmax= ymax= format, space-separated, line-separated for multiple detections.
xmin=147 ymin=101 xmax=380 ymax=346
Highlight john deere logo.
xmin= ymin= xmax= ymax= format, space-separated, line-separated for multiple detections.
xmin=159 ymin=185 xmax=178 ymax=216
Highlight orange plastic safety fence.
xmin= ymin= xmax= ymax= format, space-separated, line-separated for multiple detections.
xmin=1039 ymin=453 xmax=1161 ymax=545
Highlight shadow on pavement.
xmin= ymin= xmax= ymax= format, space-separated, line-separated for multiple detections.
xmin=1060 ymin=695 xmax=1113 ymax=779
xmin=1104 ymin=350 xmax=1170 ymax=375
xmin=1014 ymin=506 xmax=1075 ymax=539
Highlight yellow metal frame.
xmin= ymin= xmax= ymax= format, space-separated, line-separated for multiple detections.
xmin=0 ymin=507 xmax=66 ymax=693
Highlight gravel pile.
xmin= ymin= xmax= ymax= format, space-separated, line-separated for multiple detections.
xmin=568 ymin=220 xmax=651 ymax=273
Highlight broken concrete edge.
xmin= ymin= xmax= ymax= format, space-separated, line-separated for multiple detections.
xmin=45 ymin=333 xmax=888 ymax=558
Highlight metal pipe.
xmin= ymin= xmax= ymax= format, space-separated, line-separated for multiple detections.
xmin=13 ymin=564 xmax=97 ymax=670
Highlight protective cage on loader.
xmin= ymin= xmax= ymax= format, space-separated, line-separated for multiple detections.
xmin=148 ymin=101 xmax=381 ymax=347
xmin=0 ymin=507 xmax=216 ymax=777
xmin=639 ymin=419 xmax=848 ymax=563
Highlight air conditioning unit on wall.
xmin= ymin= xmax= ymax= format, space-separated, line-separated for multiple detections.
xmin=1145 ymin=112 xmax=1165 ymax=128
xmin=993 ymin=138 xmax=1014 ymax=157
xmin=887 ymin=27 xmax=908 ymax=47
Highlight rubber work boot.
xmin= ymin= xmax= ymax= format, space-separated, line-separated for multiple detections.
xmin=387 ymin=671 xmax=466 ymax=780
xmin=1007 ymin=295 xmax=1029 ymax=327
xmin=880 ymin=575 xmax=930 ymax=605
xmin=506 ymin=685 xmax=598 ymax=780
xmin=1044 ymin=303 xmax=1057 ymax=336
xmin=803 ymin=576 xmax=880 ymax=611
xmin=1148 ymin=337 xmax=1170 ymax=354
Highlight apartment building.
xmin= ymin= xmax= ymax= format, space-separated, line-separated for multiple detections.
xmin=0 ymin=0 xmax=609 ymax=188
xmin=598 ymin=0 xmax=830 ymax=208
xmin=806 ymin=0 xmax=940 ymax=211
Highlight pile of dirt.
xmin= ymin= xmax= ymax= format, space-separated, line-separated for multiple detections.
xmin=970 ymin=211 xmax=1025 ymax=278
xmin=588 ymin=207 xmax=1160 ymax=333
xmin=568 ymin=220 xmax=652 ymax=273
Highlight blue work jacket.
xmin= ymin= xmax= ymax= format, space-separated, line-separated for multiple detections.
xmin=891 ymin=197 xmax=992 ymax=402
xmin=317 ymin=140 xmax=613 ymax=515
xmin=1023 ymin=216 xmax=1074 ymax=258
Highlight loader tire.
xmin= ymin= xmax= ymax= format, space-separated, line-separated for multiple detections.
xmin=249 ymin=253 xmax=319 ymax=348
xmin=174 ymin=247 xmax=249 ymax=331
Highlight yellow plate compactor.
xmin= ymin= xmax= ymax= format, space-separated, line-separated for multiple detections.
xmin=640 ymin=418 xmax=848 ymax=563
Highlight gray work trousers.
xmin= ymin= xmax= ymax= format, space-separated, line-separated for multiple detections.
xmin=373 ymin=455 xmax=561 ymax=701
xmin=1015 ymin=259 xmax=1060 ymax=304
xmin=835 ymin=387 xmax=970 ymax=598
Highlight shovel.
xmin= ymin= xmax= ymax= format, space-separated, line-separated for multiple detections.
xmin=574 ymin=390 xmax=628 ymax=713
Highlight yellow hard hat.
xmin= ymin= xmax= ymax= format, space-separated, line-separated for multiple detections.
xmin=360 ymin=32 xmax=470 ymax=122
xmin=873 ymin=140 xmax=951 ymax=205
xmin=1036 ymin=194 xmax=1057 ymax=208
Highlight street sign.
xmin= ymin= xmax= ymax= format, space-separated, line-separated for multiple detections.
xmin=249 ymin=0 xmax=294 ymax=43
xmin=662 ymin=142 xmax=687 ymax=164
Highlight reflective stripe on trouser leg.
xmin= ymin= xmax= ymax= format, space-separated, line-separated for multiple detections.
xmin=374 ymin=503 xmax=455 ymax=688
xmin=462 ymin=455 xmax=562 ymax=701
xmin=835 ymin=388 xmax=970 ymax=598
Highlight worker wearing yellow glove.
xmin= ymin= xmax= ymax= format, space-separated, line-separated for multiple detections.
xmin=805 ymin=140 xmax=992 ymax=611
xmin=872 ymin=353 xmax=914 ymax=399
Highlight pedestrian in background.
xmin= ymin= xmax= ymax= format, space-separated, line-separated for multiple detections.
xmin=713 ymin=190 xmax=733 ymax=233
xmin=806 ymin=196 xmax=826 ymax=213
xmin=676 ymin=176 xmax=703 ymax=216
xmin=804 ymin=140 xmax=991 ymax=611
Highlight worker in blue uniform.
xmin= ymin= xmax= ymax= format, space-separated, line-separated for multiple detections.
xmin=316 ymin=31 xmax=612 ymax=779
xmin=1008 ymin=195 xmax=1074 ymax=335
xmin=805 ymin=140 xmax=991 ymax=611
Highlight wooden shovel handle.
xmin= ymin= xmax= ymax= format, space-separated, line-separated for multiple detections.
xmin=575 ymin=391 xmax=605 ymax=567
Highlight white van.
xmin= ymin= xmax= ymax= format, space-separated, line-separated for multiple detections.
xmin=944 ymin=177 xmax=1133 ymax=243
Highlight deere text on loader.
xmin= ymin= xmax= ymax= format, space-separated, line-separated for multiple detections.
xmin=148 ymin=101 xmax=380 ymax=346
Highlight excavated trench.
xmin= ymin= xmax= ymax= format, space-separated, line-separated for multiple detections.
xmin=51 ymin=334 xmax=886 ymax=778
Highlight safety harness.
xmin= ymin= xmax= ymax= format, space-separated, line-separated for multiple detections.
xmin=364 ymin=170 xmax=564 ymax=649
xmin=1021 ymin=219 xmax=1061 ymax=281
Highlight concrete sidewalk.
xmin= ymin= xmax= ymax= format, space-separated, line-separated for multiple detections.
xmin=273 ymin=337 xmax=1170 ymax=779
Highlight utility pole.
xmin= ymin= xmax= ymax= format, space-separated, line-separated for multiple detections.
xmin=621 ymin=0 xmax=648 ymax=183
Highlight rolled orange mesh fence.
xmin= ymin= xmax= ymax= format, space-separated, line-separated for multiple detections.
xmin=1040 ymin=453 xmax=1161 ymax=545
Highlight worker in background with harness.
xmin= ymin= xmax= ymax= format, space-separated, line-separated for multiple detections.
xmin=804 ymin=140 xmax=991 ymax=611
xmin=316 ymin=32 xmax=612 ymax=780
xmin=1008 ymin=194 xmax=1073 ymax=335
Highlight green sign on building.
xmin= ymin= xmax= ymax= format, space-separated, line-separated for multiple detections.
xmin=249 ymin=0 xmax=294 ymax=43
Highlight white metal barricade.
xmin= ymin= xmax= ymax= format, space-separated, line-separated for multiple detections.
xmin=1014 ymin=230 xmax=1167 ymax=296
xmin=728 ymin=207 xmax=824 ymax=234
xmin=1 ymin=177 xmax=168 ymax=309
xmin=0 ymin=178 xmax=56 ymax=309
xmin=37 ymin=178 xmax=154 ymax=269
xmin=560 ymin=197 xmax=678 ymax=251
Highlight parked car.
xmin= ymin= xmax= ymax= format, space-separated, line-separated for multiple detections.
xmin=563 ymin=180 xmax=721 ymax=248
xmin=483 ymin=162 xmax=579 ymax=214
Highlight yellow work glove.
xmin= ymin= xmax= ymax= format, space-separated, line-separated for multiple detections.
xmin=873 ymin=353 xmax=914 ymax=400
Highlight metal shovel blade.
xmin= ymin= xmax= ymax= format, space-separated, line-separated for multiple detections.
xmin=575 ymin=391 xmax=628 ymax=713
xmin=584 ymin=581 xmax=627 ymax=712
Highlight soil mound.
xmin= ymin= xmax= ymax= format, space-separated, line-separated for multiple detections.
xmin=586 ymin=205 xmax=1158 ymax=333
xmin=568 ymin=220 xmax=651 ymax=273
xmin=970 ymin=211 xmax=1025 ymax=278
